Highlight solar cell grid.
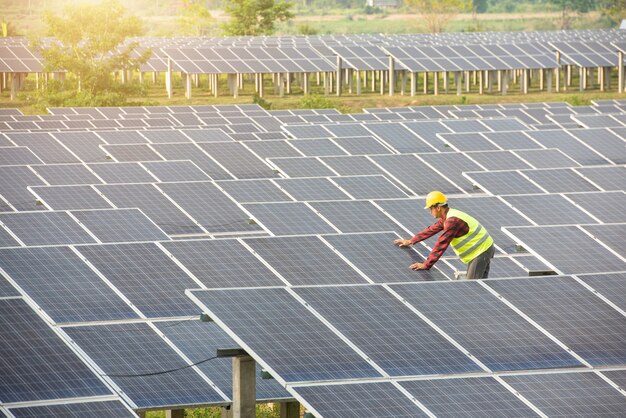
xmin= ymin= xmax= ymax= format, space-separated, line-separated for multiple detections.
xmin=217 ymin=179 xmax=293 ymax=203
xmin=568 ymin=129 xmax=626 ymax=164
xmin=150 ymin=143 xmax=232 ymax=180
xmin=0 ymin=146 xmax=44 ymax=165
xmin=289 ymin=138 xmax=348 ymax=157
xmin=504 ymin=225 xmax=625 ymax=274
xmin=310 ymin=200 xmax=402 ymax=234
xmin=142 ymin=160 xmax=211 ymax=182
xmin=197 ymin=142 xmax=277 ymax=179
xmin=464 ymin=171 xmax=545 ymax=195
xmin=503 ymin=194 xmax=598 ymax=225
xmin=77 ymin=242 xmax=203 ymax=318
xmin=269 ymin=157 xmax=338 ymax=178
xmin=273 ymin=177 xmax=351 ymax=201
xmin=189 ymin=287 xmax=382 ymax=382
xmin=392 ymin=280 xmax=580 ymax=371
xmin=487 ymin=275 xmax=626 ymax=366
xmin=31 ymin=164 xmax=103 ymax=185
xmin=52 ymin=132 xmax=109 ymax=163
xmin=64 ymin=322 xmax=224 ymax=408
xmin=502 ymin=372 xmax=626 ymax=417
xmin=466 ymin=150 xmax=533 ymax=170
xmin=320 ymin=156 xmax=386 ymax=176
xmin=417 ymin=152 xmax=484 ymax=193
xmin=244 ymin=202 xmax=337 ymax=235
xmin=513 ymin=149 xmax=581 ymax=169
xmin=400 ymin=377 xmax=537 ymax=418
xmin=0 ymin=211 xmax=96 ymax=246
xmin=140 ymin=130 xmax=192 ymax=143
xmin=438 ymin=132 xmax=500 ymax=152
xmin=331 ymin=176 xmax=409 ymax=199
xmin=293 ymin=382 xmax=426 ymax=418
xmin=72 ymin=208 xmax=170 ymax=243
xmin=522 ymin=168 xmax=601 ymax=193
xmin=581 ymin=223 xmax=626 ymax=258
xmin=244 ymin=235 xmax=368 ymax=286
xmin=0 ymin=166 xmax=46 ymax=211
xmin=295 ymin=284 xmax=483 ymax=376
xmin=96 ymin=130 xmax=148 ymax=144
xmin=8 ymin=400 xmax=137 ymax=418
xmin=366 ymin=123 xmax=435 ymax=153
xmin=0 ymin=298 xmax=112 ymax=403
xmin=372 ymin=155 xmax=462 ymax=195
xmin=575 ymin=166 xmax=626 ymax=191
xmin=525 ymin=130 xmax=611 ymax=166
xmin=102 ymin=144 xmax=163 ymax=162
xmin=578 ymin=272 xmax=626 ymax=311
xmin=244 ymin=140 xmax=303 ymax=159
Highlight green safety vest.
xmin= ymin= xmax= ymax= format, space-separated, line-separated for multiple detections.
xmin=447 ymin=208 xmax=494 ymax=264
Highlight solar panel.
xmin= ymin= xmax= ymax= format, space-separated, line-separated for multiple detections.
xmin=150 ymin=143 xmax=232 ymax=180
xmin=244 ymin=235 xmax=368 ymax=285
xmin=102 ymin=144 xmax=163 ymax=162
xmin=189 ymin=287 xmax=382 ymax=382
xmin=86 ymin=162 xmax=156 ymax=184
xmin=366 ymin=124 xmax=434 ymax=153
xmin=525 ymin=130 xmax=611 ymax=165
xmin=320 ymin=156 xmax=387 ymax=176
xmin=0 ymin=226 xmax=19 ymax=248
xmin=273 ymin=178 xmax=351 ymax=201
xmin=216 ymin=179 xmax=293 ymax=203
xmin=487 ymin=276 xmax=626 ymax=366
xmin=322 ymin=232 xmax=452 ymax=282
xmin=513 ymin=149 xmax=581 ymax=168
xmin=154 ymin=320 xmax=288 ymax=401
xmin=502 ymin=372 xmax=626 ymax=416
xmin=0 ymin=212 xmax=96 ymax=246
xmin=244 ymin=202 xmax=337 ymax=235
xmin=417 ymin=152 xmax=484 ymax=192
xmin=481 ymin=131 xmax=542 ymax=150
xmin=289 ymin=138 xmax=348 ymax=157
xmin=71 ymin=208 xmax=170 ymax=243
xmin=503 ymin=194 xmax=599 ymax=225
xmin=295 ymin=284 xmax=484 ymax=375
xmin=52 ymin=132 xmax=108 ymax=163
xmin=400 ymin=377 xmax=537 ymax=417
xmin=581 ymin=224 xmax=626 ymax=258
xmin=95 ymin=183 xmax=204 ymax=235
xmin=162 ymin=239 xmax=284 ymax=288
xmin=576 ymin=166 xmax=626 ymax=191
xmin=142 ymin=160 xmax=211 ymax=182
xmin=464 ymin=171 xmax=545 ymax=195
xmin=96 ymin=130 xmax=148 ymax=144
xmin=392 ymin=280 xmax=580 ymax=371
xmin=438 ymin=132 xmax=500 ymax=152
xmin=31 ymin=164 xmax=103 ymax=185
xmin=244 ymin=140 xmax=303 ymax=159
xmin=76 ymin=242 xmax=203 ymax=318
xmin=8 ymin=400 xmax=137 ymax=418
xmin=503 ymin=225 xmax=625 ymax=274
xmin=283 ymin=125 xmax=331 ymax=139
xmin=7 ymin=133 xmax=80 ymax=164
xmin=158 ymin=182 xmax=262 ymax=234
xmin=29 ymin=185 xmax=113 ymax=210
xmin=331 ymin=136 xmax=394 ymax=155
xmin=64 ymin=322 xmax=225 ymax=408
xmin=197 ymin=142 xmax=277 ymax=179
xmin=0 ymin=166 xmax=46 ymax=211
xmin=268 ymin=157 xmax=338 ymax=177
xmin=0 ymin=246 xmax=138 ymax=323
xmin=293 ymin=382 xmax=426 ymax=418
xmin=568 ymin=129 xmax=626 ymax=164
xmin=331 ymin=175 xmax=409 ymax=199
xmin=0 ymin=146 xmax=44 ymax=165
xmin=565 ymin=191 xmax=626 ymax=223
xmin=523 ymin=168 xmax=600 ymax=193
xmin=578 ymin=272 xmax=626 ymax=311
xmin=0 ymin=298 xmax=112 ymax=403
xmin=140 ymin=130 xmax=192 ymax=143
xmin=309 ymin=200 xmax=401 ymax=234
xmin=466 ymin=150 xmax=533 ymax=171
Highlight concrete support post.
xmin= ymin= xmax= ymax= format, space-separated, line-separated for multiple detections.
xmin=324 ymin=72 xmax=329 ymax=95
xmin=356 ymin=70 xmax=361 ymax=95
xmin=410 ymin=72 xmax=416 ymax=96
xmin=317 ymin=72 xmax=321 ymax=85
xmin=472 ymin=70 xmax=477 ymax=85
xmin=547 ymin=69 xmax=553 ymax=93
xmin=567 ymin=64 xmax=572 ymax=87
xmin=371 ymin=70 xmax=376 ymax=92
xmin=424 ymin=72 xmax=428 ymax=94
xmin=232 ymin=356 xmax=256 ymax=418
xmin=303 ymin=72 xmax=310 ymax=95
xmin=336 ymin=56 xmax=342 ymax=97
xmin=10 ymin=73 xmax=18 ymax=100
xmin=443 ymin=71 xmax=448 ymax=93
xmin=121 ymin=69 xmax=127 ymax=84
xmin=185 ymin=73 xmax=192 ymax=99
xmin=465 ymin=71 xmax=470 ymax=92
xmin=605 ymin=67 xmax=611 ymax=90
xmin=213 ymin=74 xmax=219 ymax=97
xmin=619 ymin=51 xmax=624 ymax=93
xmin=497 ymin=70 xmax=502 ymax=92
xmin=166 ymin=58 xmax=172 ymax=98
xmin=379 ymin=70 xmax=385 ymax=95
xmin=221 ymin=406 xmax=233 ymax=418
xmin=539 ymin=69 xmax=544 ymax=90
xmin=502 ymin=71 xmax=508 ymax=96
xmin=166 ymin=410 xmax=184 ymax=418
xmin=388 ymin=56 xmax=394 ymax=96
xmin=599 ymin=67 xmax=604 ymax=92
xmin=434 ymin=72 xmax=439 ymax=95
xmin=258 ymin=74 xmax=264 ymax=97
xmin=286 ymin=73 xmax=291 ymax=94
xmin=329 ymin=72 xmax=334 ymax=93
xmin=239 ymin=73 xmax=244 ymax=89
xmin=455 ymin=72 xmax=461 ymax=96
xmin=401 ymin=71 xmax=406 ymax=95
xmin=348 ymin=69 xmax=353 ymax=93
xmin=152 ymin=72 xmax=158 ymax=84
xmin=478 ymin=70 xmax=483 ymax=95
xmin=523 ymin=69 xmax=528 ymax=94
xmin=194 ymin=73 xmax=199 ymax=88
xmin=279 ymin=73 xmax=285 ymax=97
xmin=139 ymin=72 xmax=145 ymax=84
xmin=579 ymin=67 xmax=584 ymax=92
xmin=280 ymin=401 xmax=300 ymax=418
xmin=487 ymin=71 xmax=493 ymax=94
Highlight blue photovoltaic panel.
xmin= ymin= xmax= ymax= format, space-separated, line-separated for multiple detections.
xmin=87 ymin=162 xmax=157 ymax=184
xmin=320 ymin=156 xmax=387 ymax=176
xmin=400 ymin=377 xmax=537 ymax=418
xmin=417 ymin=152 xmax=485 ymax=192
xmin=268 ymin=157 xmax=337 ymax=178
xmin=466 ymin=150 xmax=533 ymax=171
xmin=503 ymin=194 xmax=598 ymax=225
xmin=391 ymin=280 xmax=580 ymax=371
xmin=482 ymin=131 xmax=542 ymax=150
xmin=487 ymin=276 xmax=626 ymax=366
xmin=243 ymin=202 xmax=337 ymax=235
xmin=95 ymin=183 xmax=204 ymax=235
xmin=29 ymin=185 xmax=113 ymax=210
xmin=578 ymin=273 xmax=626 ymax=311
xmin=525 ymin=130 xmax=610 ymax=165
xmin=217 ymin=179 xmax=293 ymax=203
xmin=8 ymin=132 xmax=80 ymax=164
xmin=0 ymin=246 xmax=138 ymax=323
xmin=273 ymin=178 xmax=351 ymax=201
xmin=366 ymin=123 xmax=434 ymax=153
xmin=0 ymin=166 xmax=46 ymax=211
xmin=0 ymin=273 xmax=20 ymax=297
xmin=513 ymin=149 xmax=580 ymax=169
xmin=158 ymin=182 xmax=262 ymax=234
xmin=142 ymin=161 xmax=211 ymax=182
xmin=446 ymin=256 xmax=532 ymax=278
xmin=0 ymin=226 xmax=19 ymax=248
xmin=565 ymin=191 xmax=626 ymax=223
xmin=150 ymin=143 xmax=232 ymax=180
xmin=294 ymin=285 xmax=482 ymax=376
xmin=155 ymin=320 xmax=289 ymax=401
xmin=581 ymin=223 xmax=626 ymax=258
xmin=503 ymin=225 xmax=625 ymax=274
xmin=332 ymin=136 xmax=394 ymax=155
xmin=576 ymin=166 xmax=626 ymax=192
xmin=198 ymin=142 xmax=277 ymax=179
xmin=244 ymin=140 xmax=303 ymax=159
xmin=331 ymin=176 xmax=409 ymax=199
xmin=522 ymin=168 xmax=600 ymax=193
xmin=102 ymin=144 xmax=162 ymax=162
xmin=503 ymin=372 xmax=626 ymax=417
xmin=290 ymin=139 xmax=348 ymax=157
xmin=189 ymin=287 xmax=382 ymax=382
xmin=31 ymin=164 xmax=102 ymax=186
xmin=0 ymin=212 xmax=96 ymax=246
xmin=309 ymin=200 xmax=402 ymax=234
xmin=0 ymin=298 xmax=111 ymax=403
xmin=0 ymin=146 xmax=44 ymax=165
xmin=464 ymin=171 xmax=545 ymax=195
xmin=323 ymin=232 xmax=451 ymax=282
xmin=71 ymin=208 xmax=170 ymax=243
xmin=162 ymin=239 xmax=284 ymax=288
xmin=64 ymin=323 xmax=224 ymax=408
xmin=77 ymin=243 xmax=202 ymax=318
xmin=293 ymin=382 xmax=426 ymax=418
xmin=8 ymin=401 xmax=136 ymax=418
xmin=244 ymin=235 xmax=369 ymax=286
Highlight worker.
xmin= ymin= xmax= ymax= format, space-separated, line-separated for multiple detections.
xmin=394 ymin=191 xmax=495 ymax=279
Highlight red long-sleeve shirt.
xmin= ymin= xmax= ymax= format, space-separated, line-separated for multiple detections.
xmin=409 ymin=214 xmax=469 ymax=269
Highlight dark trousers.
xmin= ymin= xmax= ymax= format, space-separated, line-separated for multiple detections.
xmin=465 ymin=244 xmax=495 ymax=280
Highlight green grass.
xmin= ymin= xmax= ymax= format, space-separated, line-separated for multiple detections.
xmin=144 ymin=404 xmax=283 ymax=418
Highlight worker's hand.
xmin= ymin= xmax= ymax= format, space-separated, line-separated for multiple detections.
xmin=394 ymin=239 xmax=412 ymax=247
xmin=410 ymin=262 xmax=427 ymax=271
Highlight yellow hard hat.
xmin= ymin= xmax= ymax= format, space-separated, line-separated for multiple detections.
xmin=424 ymin=191 xmax=447 ymax=209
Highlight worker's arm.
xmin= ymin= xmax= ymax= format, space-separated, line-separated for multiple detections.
xmin=411 ymin=217 xmax=467 ymax=270
xmin=394 ymin=219 xmax=444 ymax=247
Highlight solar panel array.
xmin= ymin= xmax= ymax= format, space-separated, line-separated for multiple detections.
xmin=1 ymin=98 xmax=625 ymax=416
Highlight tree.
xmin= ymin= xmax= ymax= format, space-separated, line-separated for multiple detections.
xmin=39 ymin=0 xmax=150 ymax=95
xmin=546 ymin=0 xmax=596 ymax=29
xmin=178 ymin=0 xmax=214 ymax=36
xmin=222 ymin=0 xmax=294 ymax=36
xmin=405 ymin=0 xmax=473 ymax=33
xmin=600 ymin=0 xmax=626 ymax=26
